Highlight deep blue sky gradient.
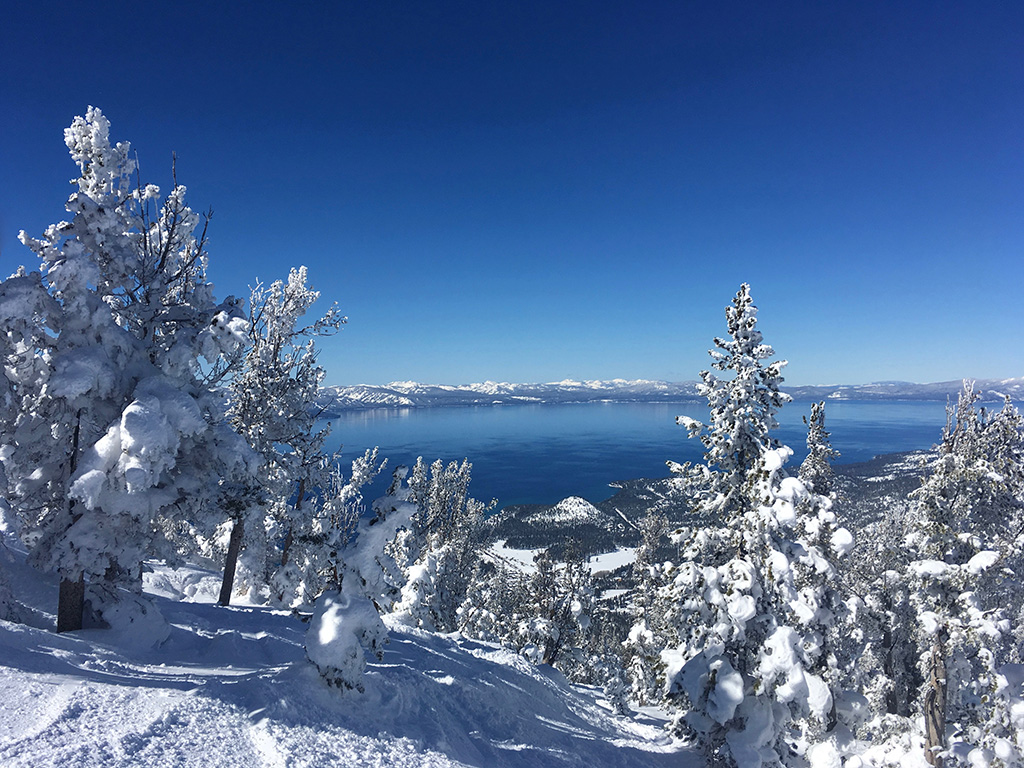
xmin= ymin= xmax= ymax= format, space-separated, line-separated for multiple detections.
xmin=2 ymin=1 xmax=1021 ymax=385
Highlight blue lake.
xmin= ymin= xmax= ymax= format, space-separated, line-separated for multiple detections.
xmin=323 ymin=400 xmax=952 ymax=510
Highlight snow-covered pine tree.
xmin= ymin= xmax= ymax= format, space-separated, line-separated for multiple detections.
xmin=303 ymin=463 xmax=467 ymax=696
xmin=674 ymin=284 xmax=790 ymax=522
xmin=0 ymin=266 xmax=61 ymax=625
xmin=348 ymin=465 xmax=420 ymax=610
xmin=907 ymin=382 xmax=1024 ymax=767
xmin=390 ymin=457 xmax=492 ymax=632
xmin=840 ymin=505 xmax=920 ymax=728
xmin=661 ymin=284 xmax=852 ymax=767
xmin=457 ymin=558 xmax=529 ymax=645
xmin=297 ymin=447 xmax=387 ymax=603
xmin=0 ymin=463 xmax=20 ymax=623
xmin=3 ymin=108 xmax=254 ymax=631
xmin=302 ymin=461 xmax=422 ymax=696
xmin=983 ymin=396 xmax=1024 ymax=647
xmin=800 ymin=401 xmax=840 ymax=498
xmin=517 ymin=546 xmax=594 ymax=667
xmin=218 ymin=266 xmax=346 ymax=605
xmin=624 ymin=508 xmax=671 ymax=705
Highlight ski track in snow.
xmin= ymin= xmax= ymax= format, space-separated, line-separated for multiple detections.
xmin=0 ymin=562 xmax=692 ymax=768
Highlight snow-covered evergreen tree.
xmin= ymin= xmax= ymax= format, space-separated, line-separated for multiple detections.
xmin=800 ymin=401 xmax=840 ymax=498
xmin=983 ymin=396 xmax=1024 ymax=650
xmin=218 ymin=266 xmax=345 ymax=605
xmin=907 ymin=383 xmax=1024 ymax=767
xmin=303 ymin=465 xmax=444 ymax=696
xmin=674 ymin=283 xmax=790 ymax=522
xmin=0 ymin=267 xmax=60 ymax=625
xmin=390 ymin=458 xmax=491 ymax=632
xmin=2 ymin=108 xmax=254 ymax=631
xmin=0 ymin=471 xmax=20 ymax=624
xmin=661 ymin=284 xmax=852 ymax=767
xmin=457 ymin=558 xmax=528 ymax=645
xmin=295 ymin=447 xmax=387 ymax=603
xmin=517 ymin=546 xmax=594 ymax=667
xmin=841 ymin=512 xmax=920 ymax=725
xmin=624 ymin=508 xmax=670 ymax=705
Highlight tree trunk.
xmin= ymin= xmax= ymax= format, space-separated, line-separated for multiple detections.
xmin=272 ymin=478 xmax=305 ymax=604
xmin=272 ymin=527 xmax=296 ymax=606
xmin=882 ymin=622 xmax=899 ymax=715
xmin=542 ymin=641 xmax=559 ymax=666
xmin=57 ymin=414 xmax=85 ymax=633
xmin=57 ymin=574 xmax=84 ymax=633
xmin=924 ymin=629 xmax=947 ymax=768
xmin=219 ymin=518 xmax=245 ymax=606
xmin=279 ymin=528 xmax=294 ymax=570
xmin=280 ymin=478 xmax=304 ymax=570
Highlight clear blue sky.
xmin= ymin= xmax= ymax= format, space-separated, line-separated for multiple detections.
xmin=2 ymin=1 xmax=1021 ymax=386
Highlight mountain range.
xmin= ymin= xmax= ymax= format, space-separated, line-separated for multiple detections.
xmin=317 ymin=377 xmax=1024 ymax=414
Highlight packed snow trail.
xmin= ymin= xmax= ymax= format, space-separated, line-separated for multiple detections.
xmin=0 ymin=560 xmax=690 ymax=768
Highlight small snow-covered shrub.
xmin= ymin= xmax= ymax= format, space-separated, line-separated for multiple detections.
xmin=306 ymin=586 xmax=387 ymax=692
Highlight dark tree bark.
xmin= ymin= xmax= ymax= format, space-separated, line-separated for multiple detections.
xmin=279 ymin=528 xmax=294 ymax=570
xmin=57 ymin=413 xmax=85 ymax=633
xmin=219 ymin=518 xmax=245 ymax=606
xmin=57 ymin=574 xmax=84 ymax=633
xmin=924 ymin=629 xmax=948 ymax=768
xmin=278 ymin=478 xmax=304 ymax=571
xmin=882 ymin=623 xmax=899 ymax=715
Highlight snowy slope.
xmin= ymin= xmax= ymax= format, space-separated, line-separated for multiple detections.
xmin=0 ymin=556 xmax=690 ymax=768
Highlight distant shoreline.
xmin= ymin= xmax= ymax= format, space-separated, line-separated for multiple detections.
xmin=317 ymin=377 xmax=1023 ymax=414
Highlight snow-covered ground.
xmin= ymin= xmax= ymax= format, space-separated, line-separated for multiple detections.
xmin=489 ymin=542 xmax=636 ymax=577
xmin=0 ymin=552 xmax=691 ymax=768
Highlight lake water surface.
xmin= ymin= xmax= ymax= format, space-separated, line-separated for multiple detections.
xmin=323 ymin=400 xmax=952 ymax=509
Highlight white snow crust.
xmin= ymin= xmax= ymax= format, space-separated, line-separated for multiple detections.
xmin=490 ymin=541 xmax=636 ymax=576
xmin=0 ymin=553 xmax=691 ymax=767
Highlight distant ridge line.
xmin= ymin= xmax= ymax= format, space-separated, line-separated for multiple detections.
xmin=317 ymin=377 xmax=1024 ymax=414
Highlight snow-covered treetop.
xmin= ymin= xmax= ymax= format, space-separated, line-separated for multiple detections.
xmin=910 ymin=380 xmax=1024 ymax=565
xmin=65 ymin=106 xmax=136 ymax=201
xmin=800 ymin=401 xmax=840 ymax=496
xmin=677 ymin=284 xmax=791 ymax=518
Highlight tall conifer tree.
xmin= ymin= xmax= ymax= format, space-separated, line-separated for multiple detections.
xmin=662 ymin=284 xmax=851 ymax=767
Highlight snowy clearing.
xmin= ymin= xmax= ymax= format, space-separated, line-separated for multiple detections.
xmin=489 ymin=542 xmax=636 ymax=577
xmin=0 ymin=556 xmax=691 ymax=768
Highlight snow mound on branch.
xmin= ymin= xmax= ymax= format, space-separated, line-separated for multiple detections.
xmin=909 ymin=559 xmax=950 ymax=579
xmin=967 ymin=550 xmax=1000 ymax=575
